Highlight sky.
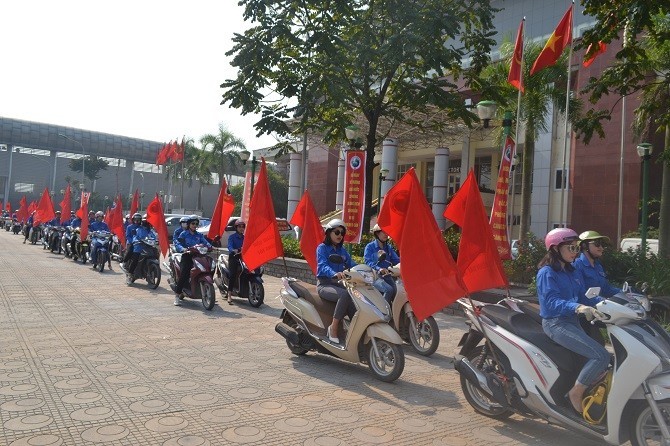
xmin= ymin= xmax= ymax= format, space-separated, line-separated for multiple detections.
xmin=0 ymin=1 xmax=277 ymax=149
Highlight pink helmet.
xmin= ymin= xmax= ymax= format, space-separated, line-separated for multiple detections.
xmin=544 ymin=228 xmax=579 ymax=250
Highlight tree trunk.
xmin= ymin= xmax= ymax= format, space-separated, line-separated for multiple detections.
xmin=197 ymin=184 xmax=203 ymax=212
xmin=658 ymin=126 xmax=670 ymax=259
xmin=519 ymin=125 xmax=535 ymax=247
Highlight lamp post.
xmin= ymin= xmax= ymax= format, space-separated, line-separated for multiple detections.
xmin=58 ymin=134 xmax=86 ymax=190
xmin=140 ymin=192 xmax=145 ymax=212
xmin=377 ymin=168 xmax=389 ymax=213
xmin=103 ymin=195 xmax=109 ymax=211
xmin=238 ymin=150 xmax=259 ymax=199
xmin=637 ymin=142 xmax=653 ymax=255
xmin=476 ymin=100 xmax=498 ymax=129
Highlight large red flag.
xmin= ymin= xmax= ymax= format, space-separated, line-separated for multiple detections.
xmin=146 ymin=194 xmax=169 ymax=257
xmin=76 ymin=192 xmax=91 ymax=219
xmin=130 ymin=189 xmax=139 ymax=215
xmin=28 ymin=200 xmax=38 ymax=216
xmin=508 ymin=19 xmax=525 ymax=92
xmin=103 ymin=207 xmax=111 ymax=226
xmin=289 ymin=191 xmax=322 ymax=275
xmin=378 ymin=168 xmax=467 ymax=321
xmin=171 ymin=138 xmax=184 ymax=162
xmin=17 ymin=196 xmax=28 ymax=222
xmin=79 ymin=195 xmax=90 ymax=240
xmin=4 ymin=201 xmax=10 ymax=212
xmin=583 ymin=41 xmax=607 ymax=67
xmin=207 ymin=179 xmax=235 ymax=240
xmin=444 ymin=170 xmax=509 ymax=292
xmin=34 ymin=188 xmax=56 ymax=226
xmin=156 ymin=143 xmax=170 ymax=165
xmin=108 ymin=195 xmax=125 ymax=246
xmin=530 ymin=5 xmax=573 ymax=76
xmin=242 ymin=159 xmax=284 ymax=271
xmin=59 ymin=184 xmax=71 ymax=224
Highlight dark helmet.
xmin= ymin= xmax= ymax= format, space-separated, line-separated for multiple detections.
xmin=131 ymin=213 xmax=142 ymax=223
xmin=235 ymin=218 xmax=246 ymax=227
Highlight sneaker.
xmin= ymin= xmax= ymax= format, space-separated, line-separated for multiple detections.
xmin=326 ymin=326 xmax=340 ymax=344
xmin=120 ymin=263 xmax=126 ymax=272
xmin=173 ymin=295 xmax=181 ymax=306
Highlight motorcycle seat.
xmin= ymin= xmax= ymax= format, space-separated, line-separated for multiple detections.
xmin=288 ymin=282 xmax=336 ymax=316
xmin=481 ymin=305 xmax=580 ymax=372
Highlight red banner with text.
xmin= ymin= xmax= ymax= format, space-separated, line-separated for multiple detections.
xmin=342 ymin=151 xmax=366 ymax=243
xmin=489 ymin=136 xmax=514 ymax=260
xmin=240 ymin=171 xmax=259 ymax=222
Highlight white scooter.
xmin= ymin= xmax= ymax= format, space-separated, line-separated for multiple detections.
xmin=455 ymin=287 xmax=670 ymax=446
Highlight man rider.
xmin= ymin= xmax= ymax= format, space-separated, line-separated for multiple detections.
xmin=364 ymin=224 xmax=401 ymax=304
xmin=121 ymin=213 xmax=142 ymax=270
xmin=45 ymin=211 xmax=64 ymax=251
xmin=89 ymin=211 xmax=111 ymax=267
xmin=226 ymin=219 xmax=245 ymax=305
xmin=173 ymin=215 xmax=212 ymax=306
xmin=22 ymin=211 xmax=36 ymax=244
xmin=173 ymin=216 xmax=189 ymax=242
xmin=125 ymin=215 xmax=157 ymax=277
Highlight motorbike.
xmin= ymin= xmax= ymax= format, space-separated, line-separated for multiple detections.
xmin=124 ymin=236 xmax=161 ymax=289
xmin=383 ymin=264 xmax=440 ymax=356
xmin=214 ymin=252 xmax=265 ymax=307
xmin=90 ymin=231 xmax=112 ymax=272
xmin=110 ymin=234 xmax=123 ymax=262
xmin=72 ymin=228 xmax=90 ymax=264
xmin=275 ymin=256 xmax=405 ymax=382
xmin=165 ymin=244 xmax=216 ymax=310
xmin=454 ymin=286 xmax=670 ymax=446
xmin=3 ymin=217 xmax=10 ymax=231
xmin=47 ymin=226 xmax=65 ymax=253
xmin=12 ymin=219 xmax=22 ymax=235
xmin=28 ymin=224 xmax=41 ymax=245
xmin=41 ymin=225 xmax=55 ymax=251
xmin=61 ymin=226 xmax=74 ymax=258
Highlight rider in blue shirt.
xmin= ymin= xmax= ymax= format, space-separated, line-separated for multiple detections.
xmin=226 ymin=219 xmax=246 ymax=304
xmin=364 ymin=224 xmax=400 ymax=304
xmin=573 ymin=230 xmax=621 ymax=298
xmin=23 ymin=211 xmax=36 ymax=244
xmin=173 ymin=215 xmax=212 ymax=306
xmin=121 ymin=213 xmax=143 ymax=269
xmin=173 ymin=216 xmax=189 ymax=242
xmin=125 ymin=219 xmax=157 ymax=276
xmin=89 ymin=211 xmax=111 ymax=266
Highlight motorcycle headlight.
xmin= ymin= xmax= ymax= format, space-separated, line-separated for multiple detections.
xmin=197 ymin=247 xmax=208 ymax=255
xmin=360 ymin=271 xmax=374 ymax=285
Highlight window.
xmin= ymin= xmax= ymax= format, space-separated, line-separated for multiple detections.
xmin=448 ymin=160 xmax=461 ymax=196
xmin=396 ymin=163 xmax=415 ymax=179
xmin=474 ymin=156 xmax=492 ymax=191
xmin=15 ymin=183 xmax=34 ymax=193
xmin=555 ymin=169 xmax=568 ymax=190
xmin=552 ymin=222 xmax=566 ymax=229
xmin=134 ymin=162 xmax=161 ymax=173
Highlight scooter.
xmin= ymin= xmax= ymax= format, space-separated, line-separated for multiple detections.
xmin=72 ymin=228 xmax=90 ymax=264
xmin=62 ymin=226 xmax=74 ymax=258
xmin=124 ymin=236 xmax=161 ymax=289
xmin=384 ymin=264 xmax=440 ymax=356
xmin=110 ymin=234 xmax=123 ymax=262
xmin=48 ymin=226 xmax=65 ymax=253
xmin=29 ymin=224 xmax=41 ymax=245
xmin=90 ymin=231 xmax=112 ymax=272
xmin=454 ymin=287 xmax=670 ymax=446
xmin=275 ymin=256 xmax=405 ymax=382
xmin=12 ymin=219 xmax=21 ymax=235
xmin=214 ymin=252 xmax=265 ymax=307
xmin=165 ymin=245 xmax=216 ymax=310
xmin=41 ymin=225 xmax=54 ymax=250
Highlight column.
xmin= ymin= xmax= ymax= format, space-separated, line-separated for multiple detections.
xmin=3 ymin=145 xmax=14 ymax=208
xmin=460 ymin=133 xmax=471 ymax=185
xmin=286 ymin=152 xmax=303 ymax=222
xmin=432 ymin=148 xmax=450 ymax=230
xmin=50 ymin=151 xmax=58 ymax=192
xmin=335 ymin=149 xmax=345 ymax=211
xmin=380 ymin=138 xmax=398 ymax=199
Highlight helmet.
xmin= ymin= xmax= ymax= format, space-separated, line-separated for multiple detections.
xmin=179 ymin=216 xmax=189 ymax=224
xmin=55 ymin=210 xmax=61 ymax=214
xmin=70 ymin=210 xmax=75 ymax=215
xmin=125 ymin=214 xmax=130 ymax=219
xmin=187 ymin=215 xmax=199 ymax=225
xmin=544 ymin=228 xmax=579 ymax=250
xmin=132 ymin=213 xmax=142 ymax=222
xmin=579 ymin=230 xmax=610 ymax=243
xmin=95 ymin=211 xmax=104 ymax=218
xmin=88 ymin=210 xmax=95 ymax=216
xmin=142 ymin=214 xmax=148 ymax=221
xmin=324 ymin=219 xmax=346 ymax=231
xmin=234 ymin=219 xmax=246 ymax=227
xmin=371 ymin=224 xmax=382 ymax=234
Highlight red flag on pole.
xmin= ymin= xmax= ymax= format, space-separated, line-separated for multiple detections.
xmin=530 ymin=5 xmax=573 ymax=76
xmin=76 ymin=192 xmax=91 ymax=219
xmin=583 ymin=41 xmax=607 ymax=67
xmin=34 ymin=188 xmax=56 ymax=226
xmin=130 ymin=189 xmax=139 ymax=215
xmin=79 ymin=195 xmax=90 ymax=240
xmin=108 ymin=195 xmax=126 ymax=246
xmin=156 ymin=143 xmax=169 ymax=165
xmin=28 ymin=201 xmax=38 ymax=216
xmin=444 ymin=170 xmax=509 ymax=292
xmin=289 ymin=191 xmax=322 ymax=275
xmin=508 ymin=19 xmax=525 ymax=92
xmin=171 ymin=138 xmax=185 ymax=162
xmin=146 ymin=194 xmax=169 ymax=257
xmin=17 ymin=196 xmax=28 ymax=222
xmin=4 ymin=201 xmax=10 ymax=212
xmin=207 ymin=179 xmax=235 ymax=240
xmin=60 ymin=184 xmax=71 ymax=224
xmin=242 ymin=159 xmax=284 ymax=271
xmin=378 ymin=168 xmax=467 ymax=321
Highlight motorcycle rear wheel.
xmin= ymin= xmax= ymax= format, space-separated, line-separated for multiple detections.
xmin=367 ymin=339 xmax=404 ymax=382
xmin=97 ymin=257 xmax=105 ymax=273
xmin=201 ymin=282 xmax=216 ymax=311
xmin=146 ymin=263 xmax=161 ymax=289
xmin=407 ymin=315 xmax=440 ymax=356
xmin=460 ymin=346 xmax=513 ymax=419
xmin=629 ymin=399 xmax=670 ymax=446
xmin=248 ymin=281 xmax=264 ymax=308
xmin=284 ymin=317 xmax=309 ymax=356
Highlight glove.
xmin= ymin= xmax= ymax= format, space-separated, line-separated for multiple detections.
xmin=576 ymin=305 xmax=604 ymax=321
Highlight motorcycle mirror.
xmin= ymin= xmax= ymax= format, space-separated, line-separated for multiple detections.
xmin=585 ymin=287 xmax=601 ymax=298
xmin=328 ymin=254 xmax=345 ymax=264
xmin=377 ymin=251 xmax=387 ymax=262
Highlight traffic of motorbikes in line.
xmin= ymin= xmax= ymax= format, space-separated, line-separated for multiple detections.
xmin=2 ymin=212 xmax=670 ymax=446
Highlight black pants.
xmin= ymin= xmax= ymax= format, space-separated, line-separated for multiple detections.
xmin=122 ymin=246 xmax=133 ymax=264
xmin=127 ymin=252 xmax=140 ymax=275
xmin=317 ymin=281 xmax=356 ymax=320
xmin=228 ymin=253 xmax=242 ymax=291
xmin=175 ymin=253 xmax=193 ymax=294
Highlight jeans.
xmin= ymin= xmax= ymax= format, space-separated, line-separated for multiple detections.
xmin=542 ymin=316 xmax=610 ymax=386
xmin=90 ymin=240 xmax=101 ymax=264
xmin=317 ymin=280 xmax=356 ymax=320
xmin=373 ymin=275 xmax=397 ymax=304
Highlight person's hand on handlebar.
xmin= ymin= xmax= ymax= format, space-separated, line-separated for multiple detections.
xmin=379 ymin=268 xmax=389 ymax=276
xmin=335 ymin=272 xmax=346 ymax=280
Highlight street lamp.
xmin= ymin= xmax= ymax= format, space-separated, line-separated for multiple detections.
xmin=239 ymin=150 xmax=259 ymax=199
xmin=476 ymin=100 xmax=498 ymax=128
xmin=58 ymin=133 xmax=86 ymax=190
xmin=377 ymin=168 xmax=389 ymax=213
xmin=140 ymin=192 xmax=145 ymax=212
xmin=636 ymin=142 xmax=653 ymax=255
xmin=103 ymin=195 xmax=109 ymax=210
xmin=345 ymin=125 xmax=363 ymax=149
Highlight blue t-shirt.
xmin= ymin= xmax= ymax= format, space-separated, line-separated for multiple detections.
xmin=537 ymin=265 xmax=602 ymax=319
xmin=573 ymin=253 xmax=621 ymax=297
xmin=228 ymin=232 xmax=244 ymax=252
xmin=89 ymin=221 xmax=110 ymax=232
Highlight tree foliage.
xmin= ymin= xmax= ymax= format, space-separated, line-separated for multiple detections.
xmin=199 ymin=124 xmax=246 ymax=187
xmin=68 ymin=155 xmax=110 ymax=182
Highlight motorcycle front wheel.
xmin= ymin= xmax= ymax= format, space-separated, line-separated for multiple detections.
xmin=629 ymin=399 xmax=670 ymax=446
xmin=460 ymin=346 xmax=513 ymax=419
xmin=146 ymin=263 xmax=161 ymax=290
xmin=248 ymin=281 xmax=264 ymax=308
xmin=97 ymin=255 xmax=105 ymax=272
xmin=407 ymin=315 xmax=440 ymax=356
xmin=201 ymin=282 xmax=216 ymax=311
xmin=367 ymin=339 xmax=404 ymax=383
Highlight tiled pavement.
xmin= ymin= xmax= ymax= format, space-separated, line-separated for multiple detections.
xmin=0 ymin=230 xmax=604 ymax=445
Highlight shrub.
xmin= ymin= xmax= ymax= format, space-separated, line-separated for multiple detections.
xmin=503 ymin=233 xmax=545 ymax=287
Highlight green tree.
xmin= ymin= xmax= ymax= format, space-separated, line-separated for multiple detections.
xmin=68 ymin=155 xmax=110 ymax=185
xmin=221 ymin=0 xmax=499 ymax=232
xmin=482 ymin=41 xmax=581 ymax=246
xmin=577 ymin=3 xmax=670 ymax=258
xmin=200 ymin=124 xmax=247 ymax=187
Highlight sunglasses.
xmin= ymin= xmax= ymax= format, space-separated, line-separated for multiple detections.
xmin=332 ymin=229 xmax=345 ymax=236
xmin=589 ymin=240 xmax=606 ymax=248
xmin=237 ymin=225 xmax=246 ymax=228
xmin=189 ymin=222 xmax=198 ymax=225
xmin=563 ymin=244 xmax=580 ymax=253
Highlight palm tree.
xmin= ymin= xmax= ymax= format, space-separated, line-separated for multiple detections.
xmin=483 ymin=41 xmax=581 ymax=246
xmin=200 ymin=124 xmax=247 ymax=186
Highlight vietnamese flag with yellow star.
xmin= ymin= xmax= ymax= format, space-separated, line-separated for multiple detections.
xmin=530 ymin=5 xmax=573 ymax=76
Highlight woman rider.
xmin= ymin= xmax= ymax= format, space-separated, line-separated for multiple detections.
xmin=573 ymin=230 xmax=621 ymax=297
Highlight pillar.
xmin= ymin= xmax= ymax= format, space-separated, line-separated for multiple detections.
xmin=432 ymin=148 xmax=450 ymax=230
xmin=3 ymin=145 xmax=14 ymax=208
xmin=287 ymin=152 xmax=303 ymax=222
xmin=336 ymin=149 xmax=345 ymax=211
xmin=380 ymin=138 xmax=399 ymax=200
xmin=460 ymin=133 xmax=471 ymax=185
xmin=50 ymin=151 xmax=58 ymax=192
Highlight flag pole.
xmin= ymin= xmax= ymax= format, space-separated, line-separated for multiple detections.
xmin=180 ymin=137 xmax=186 ymax=211
xmin=616 ymin=22 xmax=630 ymax=246
xmin=559 ymin=1 xmax=575 ymax=226
xmin=509 ymin=17 xmax=525 ymax=242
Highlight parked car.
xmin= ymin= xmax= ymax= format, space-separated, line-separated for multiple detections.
xmin=620 ymin=238 xmax=659 ymax=255
xmin=166 ymin=214 xmax=210 ymax=242
xmin=198 ymin=216 xmax=296 ymax=247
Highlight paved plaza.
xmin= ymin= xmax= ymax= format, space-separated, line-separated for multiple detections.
xmin=0 ymin=230 xmax=604 ymax=446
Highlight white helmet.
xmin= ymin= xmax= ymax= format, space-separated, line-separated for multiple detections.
xmin=95 ymin=211 xmax=104 ymax=218
xmin=324 ymin=219 xmax=346 ymax=231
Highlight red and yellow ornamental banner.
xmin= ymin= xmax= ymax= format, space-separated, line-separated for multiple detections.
xmin=240 ymin=171 xmax=259 ymax=222
xmin=342 ymin=150 xmax=366 ymax=243
xmin=489 ymin=136 xmax=514 ymax=260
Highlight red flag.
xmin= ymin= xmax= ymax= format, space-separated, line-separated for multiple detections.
xmin=378 ymin=168 xmax=467 ymax=321
xmin=444 ymin=170 xmax=509 ymax=292
xmin=156 ymin=143 xmax=170 ymax=165
xmin=108 ymin=195 xmax=126 ymax=247
xmin=59 ymin=184 xmax=71 ymax=224
xmin=530 ymin=5 xmax=573 ymax=76
xmin=146 ymin=194 xmax=169 ymax=257
xmin=242 ymin=159 xmax=284 ymax=270
xmin=171 ymin=138 xmax=185 ymax=162
xmin=583 ymin=41 xmax=607 ymax=67
xmin=79 ymin=195 xmax=90 ymax=240
xmin=207 ymin=179 xmax=235 ymax=240
xmin=28 ymin=200 xmax=38 ymax=216
xmin=33 ymin=188 xmax=56 ymax=226
xmin=508 ymin=19 xmax=525 ymax=92
xmin=76 ymin=192 xmax=91 ymax=219
xmin=289 ymin=191 xmax=322 ymax=275
xmin=103 ymin=207 xmax=111 ymax=226
xmin=4 ymin=201 xmax=10 ymax=212
xmin=17 ymin=196 xmax=28 ymax=222
xmin=130 ymin=189 xmax=139 ymax=215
